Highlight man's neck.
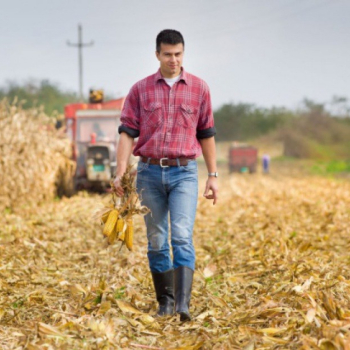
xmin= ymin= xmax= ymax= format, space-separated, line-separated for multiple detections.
xmin=160 ymin=68 xmax=182 ymax=79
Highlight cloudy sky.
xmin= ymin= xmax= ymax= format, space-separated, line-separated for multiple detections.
xmin=0 ymin=0 xmax=349 ymax=109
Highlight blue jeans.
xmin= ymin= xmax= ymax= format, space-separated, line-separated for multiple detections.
xmin=136 ymin=159 xmax=198 ymax=273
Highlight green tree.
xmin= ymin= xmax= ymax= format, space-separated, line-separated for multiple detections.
xmin=0 ymin=80 xmax=78 ymax=115
xmin=214 ymin=102 xmax=293 ymax=142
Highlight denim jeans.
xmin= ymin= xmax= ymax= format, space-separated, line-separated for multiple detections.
xmin=136 ymin=159 xmax=198 ymax=273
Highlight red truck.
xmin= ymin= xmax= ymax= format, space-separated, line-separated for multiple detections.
xmin=64 ymin=94 xmax=125 ymax=191
xmin=228 ymin=143 xmax=258 ymax=173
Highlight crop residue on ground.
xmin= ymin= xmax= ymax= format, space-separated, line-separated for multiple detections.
xmin=1 ymin=169 xmax=350 ymax=349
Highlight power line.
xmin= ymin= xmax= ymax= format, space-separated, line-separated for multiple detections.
xmin=67 ymin=24 xmax=94 ymax=101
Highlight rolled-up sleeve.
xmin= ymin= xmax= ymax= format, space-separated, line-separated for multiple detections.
xmin=196 ymin=84 xmax=216 ymax=139
xmin=118 ymin=85 xmax=140 ymax=138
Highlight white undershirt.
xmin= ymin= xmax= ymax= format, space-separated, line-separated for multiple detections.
xmin=164 ymin=74 xmax=181 ymax=88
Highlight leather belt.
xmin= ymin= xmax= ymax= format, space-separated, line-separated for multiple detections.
xmin=140 ymin=157 xmax=191 ymax=167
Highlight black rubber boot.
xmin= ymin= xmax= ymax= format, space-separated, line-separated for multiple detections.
xmin=174 ymin=266 xmax=194 ymax=321
xmin=151 ymin=269 xmax=175 ymax=316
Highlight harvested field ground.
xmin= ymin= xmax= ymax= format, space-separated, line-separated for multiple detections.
xmin=1 ymin=162 xmax=350 ymax=349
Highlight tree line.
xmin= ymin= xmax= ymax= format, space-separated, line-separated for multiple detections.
xmin=214 ymin=97 xmax=350 ymax=142
xmin=1 ymin=80 xmax=350 ymax=159
xmin=214 ymin=97 xmax=350 ymax=160
xmin=0 ymin=80 xmax=77 ymax=114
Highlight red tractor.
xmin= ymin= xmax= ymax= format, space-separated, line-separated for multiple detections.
xmin=64 ymin=93 xmax=125 ymax=191
xmin=229 ymin=143 xmax=258 ymax=174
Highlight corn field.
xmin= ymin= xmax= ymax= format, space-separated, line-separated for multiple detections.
xmin=0 ymin=99 xmax=74 ymax=213
xmin=0 ymin=102 xmax=350 ymax=349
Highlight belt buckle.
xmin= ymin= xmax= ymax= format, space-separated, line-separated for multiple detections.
xmin=160 ymin=157 xmax=169 ymax=168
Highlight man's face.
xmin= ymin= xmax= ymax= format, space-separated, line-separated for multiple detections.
xmin=156 ymin=43 xmax=184 ymax=78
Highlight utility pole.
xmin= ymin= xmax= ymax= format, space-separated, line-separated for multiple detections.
xmin=67 ymin=24 xmax=94 ymax=101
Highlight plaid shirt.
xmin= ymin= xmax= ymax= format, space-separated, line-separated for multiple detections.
xmin=119 ymin=68 xmax=216 ymax=159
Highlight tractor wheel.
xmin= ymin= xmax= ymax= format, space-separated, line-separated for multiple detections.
xmin=249 ymin=166 xmax=257 ymax=174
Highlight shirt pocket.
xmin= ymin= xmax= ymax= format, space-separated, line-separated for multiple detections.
xmin=142 ymin=102 xmax=163 ymax=128
xmin=179 ymin=103 xmax=198 ymax=128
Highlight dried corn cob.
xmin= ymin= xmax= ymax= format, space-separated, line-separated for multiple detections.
xmin=119 ymin=229 xmax=125 ymax=242
xmin=116 ymin=218 xmax=124 ymax=233
xmin=98 ymin=165 xmax=149 ymax=249
xmin=101 ymin=210 xmax=112 ymax=224
xmin=102 ymin=209 xmax=119 ymax=237
xmin=125 ymin=219 xmax=134 ymax=251
xmin=117 ymin=219 xmax=126 ymax=241
xmin=108 ymin=225 xmax=118 ymax=245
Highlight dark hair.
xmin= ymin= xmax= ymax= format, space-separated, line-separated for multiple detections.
xmin=156 ymin=29 xmax=184 ymax=52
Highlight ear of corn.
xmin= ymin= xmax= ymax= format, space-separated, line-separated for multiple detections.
xmin=116 ymin=218 xmax=124 ymax=233
xmin=117 ymin=219 xmax=126 ymax=241
xmin=125 ymin=219 xmax=134 ymax=251
xmin=102 ymin=209 xmax=119 ymax=237
xmin=101 ymin=210 xmax=112 ymax=224
xmin=108 ymin=226 xmax=118 ymax=244
xmin=119 ymin=231 xmax=125 ymax=242
xmin=99 ymin=165 xmax=150 ymax=249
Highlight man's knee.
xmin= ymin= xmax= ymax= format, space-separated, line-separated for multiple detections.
xmin=148 ymin=232 xmax=168 ymax=251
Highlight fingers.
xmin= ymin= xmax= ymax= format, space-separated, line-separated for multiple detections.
xmin=113 ymin=178 xmax=124 ymax=197
xmin=203 ymin=183 xmax=210 ymax=197
xmin=203 ymin=179 xmax=218 ymax=205
xmin=204 ymin=193 xmax=218 ymax=204
xmin=203 ymin=191 xmax=218 ymax=203
xmin=114 ymin=187 xmax=124 ymax=197
xmin=213 ymin=192 xmax=218 ymax=205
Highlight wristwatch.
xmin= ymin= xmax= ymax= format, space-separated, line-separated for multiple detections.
xmin=208 ymin=172 xmax=218 ymax=178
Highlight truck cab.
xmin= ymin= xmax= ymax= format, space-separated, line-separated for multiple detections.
xmin=229 ymin=143 xmax=258 ymax=174
xmin=64 ymin=96 xmax=125 ymax=191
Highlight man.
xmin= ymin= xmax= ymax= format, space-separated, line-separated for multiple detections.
xmin=113 ymin=29 xmax=218 ymax=321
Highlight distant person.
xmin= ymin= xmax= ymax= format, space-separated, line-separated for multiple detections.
xmin=262 ymin=153 xmax=270 ymax=174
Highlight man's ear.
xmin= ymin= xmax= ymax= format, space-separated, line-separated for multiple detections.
xmin=155 ymin=51 xmax=160 ymax=61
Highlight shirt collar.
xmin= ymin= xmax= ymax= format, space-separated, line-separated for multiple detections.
xmin=155 ymin=67 xmax=188 ymax=85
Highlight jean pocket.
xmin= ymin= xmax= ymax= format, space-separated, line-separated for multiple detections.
xmin=142 ymin=102 xmax=163 ymax=128
xmin=180 ymin=160 xmax=197 ymax=172
xmin=179 ymin=103 xmax=197 ymax=128
xmin=137 ymin=161 xmax=149 ymax=174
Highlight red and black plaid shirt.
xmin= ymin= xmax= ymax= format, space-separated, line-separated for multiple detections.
xmin=119 ymin=68 xmax=216 ymax=159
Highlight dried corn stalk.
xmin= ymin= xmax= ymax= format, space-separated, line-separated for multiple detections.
xmin=0 ymin=98 xmax=75 ymax=212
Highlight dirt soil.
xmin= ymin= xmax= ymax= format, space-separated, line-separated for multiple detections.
xmin=1 ymin=162 xmax=350 ymax=349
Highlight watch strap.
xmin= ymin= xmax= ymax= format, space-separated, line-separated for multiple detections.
xmin=208 ymin=172 xmax=218 ymax=177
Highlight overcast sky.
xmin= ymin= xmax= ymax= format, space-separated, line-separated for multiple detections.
xmin=0 ymin=0 xmax=349 ymax=109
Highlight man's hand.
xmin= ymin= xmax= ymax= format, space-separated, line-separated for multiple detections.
xmin=113 ymin=132 xmax=134 ymax=197
xmin=203 ymin=177 xmax=218 ymax=205
xmin=113 ymin=176 xmax=124 ymax=197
